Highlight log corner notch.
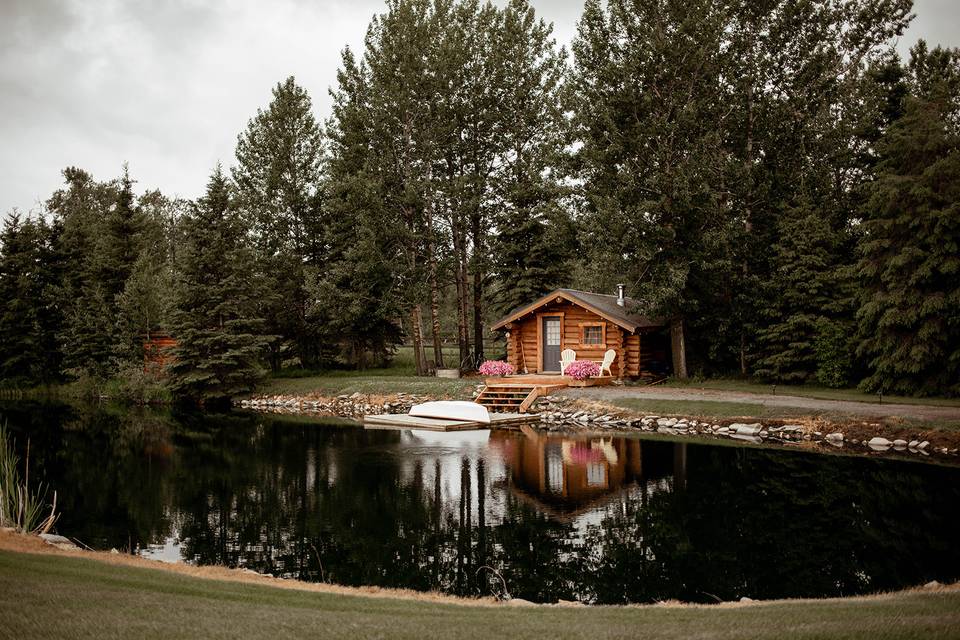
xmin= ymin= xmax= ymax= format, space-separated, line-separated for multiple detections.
xmin=670 ymin=317 xmax=688 ymax=379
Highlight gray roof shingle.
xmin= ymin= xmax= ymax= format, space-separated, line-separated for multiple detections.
xmin=491 ymin=288 xmax=666 ymax=333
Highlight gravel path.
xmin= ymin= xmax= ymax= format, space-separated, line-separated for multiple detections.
xmin=562 ymin=386 xmax=960 ymax=422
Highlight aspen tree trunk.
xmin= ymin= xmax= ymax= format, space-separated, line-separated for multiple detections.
xmin=471 ymin=210 xmax=485 ymax=364
xmin=741 ymin=78 xmax=754 ymax=376
xmin=428 ymin=246 xmax=444 ymax=369
xmin=411 ymin=304 xmax=426 ymax=376
xmin=452 ymin=222 xmax=470 ymax=368
xmin=670 ymin=318 xmax=689 ymax=379
xmin=424 ymin=183 xmax=444 ymax=369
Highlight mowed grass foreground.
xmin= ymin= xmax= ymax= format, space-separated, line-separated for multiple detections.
xmin=2 ymin=550 xmax=960 ymax=640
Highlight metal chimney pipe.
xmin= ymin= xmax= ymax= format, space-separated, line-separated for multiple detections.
xmin=616 ymin=283 xmax=625 ymax=306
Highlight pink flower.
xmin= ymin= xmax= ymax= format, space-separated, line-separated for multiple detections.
xmin=565 ymin=360 xmax=600 ymax=380
xmin=479 ymin=360 xmax=515 ymax=376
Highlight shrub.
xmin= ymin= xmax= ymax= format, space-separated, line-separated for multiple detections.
xmin=479 ymin=360 xmax=515 ymax=376
xmin=104 ymin=365 xmax=172 ymax=404
xmin=814 ymin=319 xmax=854 ymax=389
xmin=565 ymin=360 xmax=600 ymax=380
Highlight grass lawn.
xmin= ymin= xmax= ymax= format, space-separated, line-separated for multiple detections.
xmin=258 ymin=373 xmax=476 ymax=398
xmin=258 ymin=346 xmax=477 ymax=398
xmin=660 ymin=378 xmax=960 ymax=408
xmin=1 ymin=550 xmax=959 ymax=640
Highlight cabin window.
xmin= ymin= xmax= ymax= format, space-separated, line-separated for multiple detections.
xmin=586 ymin=462 xmax=606 ymax=487
xmin=579 ymin=323 xmax=605 ymax=348
xmin=546 ymin=445 xmax=564 ymax=493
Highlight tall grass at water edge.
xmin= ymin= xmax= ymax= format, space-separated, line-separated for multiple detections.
xmin=0 ymin=423 xmax=57 ymax=535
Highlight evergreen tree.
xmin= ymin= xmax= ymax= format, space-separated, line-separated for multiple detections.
xmin=570 ymin=0 xmax=735 ymax=372
xmin=47 ymin=168 xmax=120 ymax=377
xmin=489 ymin=0 xmax=575 ymax=317
xmin=48 ymin=165 xmax=160 ymax=377
xmin=856 ymin=43 xmax=960 ymax=396
xmin=233 ymin=77 xmax=326 ymax=370
xmin=311 ymin=51 xmax=404 ymax=368
xmin=96 ymin=164 xmax=144 ymax=301
xmin=0 ymin=213 xmax=57 ymax=383
xmin=168 ymin=166 xmax=269 ymax=402
xmin=754 ymin=204 xmax=856 ymax=384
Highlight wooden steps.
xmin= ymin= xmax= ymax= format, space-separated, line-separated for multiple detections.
xmin=476 ymin=384 xmax=541 ymax=413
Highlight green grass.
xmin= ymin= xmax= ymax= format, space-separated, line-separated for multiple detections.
xmin=1 ymin=550 xmax=959 ymax=639
xmin=258 ymin=374 xmax=476 ymax=398
xmin=258 ymin=346 xmax=477 ymax=398
xmin=661 ymin=378 xmax=960 ymax=407
xmin=259 ymin=346 xmax=472 ymax=397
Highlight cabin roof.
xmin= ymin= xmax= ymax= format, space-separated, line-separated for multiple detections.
xmin=490 ymin=288 xmax=666 ymax=333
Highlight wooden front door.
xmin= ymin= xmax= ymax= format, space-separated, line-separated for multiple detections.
xmin=541 ymin=316 xmax=562 ymax=372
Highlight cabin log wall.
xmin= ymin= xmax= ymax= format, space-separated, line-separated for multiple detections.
xmin=504 ymin=300 xmax=643 ymax=377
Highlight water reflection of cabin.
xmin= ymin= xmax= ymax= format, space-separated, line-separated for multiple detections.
xmin=490 ymin=288 xmax=679 ymax=381
xmin=492 ymin=431 xmax=687 ymax=521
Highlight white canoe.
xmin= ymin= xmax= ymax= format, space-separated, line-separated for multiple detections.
xmin=408 ymin=400 xmax=491 ymax=424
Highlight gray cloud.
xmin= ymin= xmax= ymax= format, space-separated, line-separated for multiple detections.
xmin=1 ymin=0 xmax=957 ymax=214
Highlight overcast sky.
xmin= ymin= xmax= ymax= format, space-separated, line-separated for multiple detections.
xmin=1 ymin=0 xmax=957 ymax=215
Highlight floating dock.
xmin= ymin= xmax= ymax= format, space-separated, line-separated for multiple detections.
xmin=362 ymin=412 xmax=540 ymax=432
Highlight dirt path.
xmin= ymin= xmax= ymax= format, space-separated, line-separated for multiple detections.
xmin=563 ymin=386 xmax=960 ymax=423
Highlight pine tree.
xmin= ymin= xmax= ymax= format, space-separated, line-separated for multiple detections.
xmin=312 ymin=51 xmax=405 ymax=368
xmin=754 ymin=203 xmax=855 ymax=384
xmin=47 ymin=168 xmax=119 ymax=377
xmin=0 ymin=213 xmax=48 ymax=383
xmin=233 ymin=77 xmax=326 ymax=370
xmin=97 ymin=164 xmax=144 ymax=301
xmin=856 ymin=43 xmax=960 ymax=396
xmin=167 ymin=166 xmax=269 ymax=402
xmin=489 ymin=0 xmax=574 ymax=316
xmin=570 ymin=0 xmax=736 ymax=372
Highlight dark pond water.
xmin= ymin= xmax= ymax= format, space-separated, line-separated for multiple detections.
xmin=3 ymin=401 xmax=960 ymax=604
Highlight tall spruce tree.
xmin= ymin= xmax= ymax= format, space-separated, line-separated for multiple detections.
xmin=168 ymin=166 xmax=269 ymax=402
xmin=856 ymin=43 xmax=960 ymax=396
xmin=0 ymin=213 xmax=59 ymax=384
xmin=754 ymin=203 xmax=856 ymax=384
xmin=96 ymin=165 xmax=144 ymax=301
xmin=233 ymin=77 xmax=326 ymax=371
xmin=312 ymin=48 xmax=404 ymax=368
xmin=489 ymin=0 xmax=575 ymax=317
xmin=570 ymin=0 xmax=735 ymax=373
xmin=47 ymin=167 xmax=126 ymax=377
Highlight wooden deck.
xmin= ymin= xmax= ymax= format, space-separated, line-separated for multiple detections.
xmin=362 ymin=412 xmax=539 ymax=432
xmin=483 ymin=374 xmax=614 ymax=388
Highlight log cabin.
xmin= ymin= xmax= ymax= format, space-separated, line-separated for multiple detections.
xmin=490 ymin=287 xmax=676 ymax=381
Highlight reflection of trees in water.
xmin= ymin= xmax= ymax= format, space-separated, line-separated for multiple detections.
xmin=5 ymin=403 xmax=960 ymax=604
xmin=0 ymin=401 xmax=175 ymax=552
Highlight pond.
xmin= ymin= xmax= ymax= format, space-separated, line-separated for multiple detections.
xmin=3 ymin=401 xmax=960 ymax=604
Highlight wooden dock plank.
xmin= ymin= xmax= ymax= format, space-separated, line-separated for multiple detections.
xmin=362 ymin=412 xmax=539 ymax=432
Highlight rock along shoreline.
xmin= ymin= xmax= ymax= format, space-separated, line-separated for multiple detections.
xmin=236 ymin=388 xmax=960 ymax=462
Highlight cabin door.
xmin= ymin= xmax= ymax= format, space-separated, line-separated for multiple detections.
xmin=541 ymin=316 xmax=562 ymax=372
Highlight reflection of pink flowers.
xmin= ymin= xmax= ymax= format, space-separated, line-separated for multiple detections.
xmin=567 ymin=444 xmax=603 ymax=464
xmin=479 ymin=360 xmax=515 ymax=376
xmin=565 ymin=360 xmax=600 ymax=380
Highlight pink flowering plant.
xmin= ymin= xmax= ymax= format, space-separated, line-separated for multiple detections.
xmin=479 ymin=360 xmax=515 ymax=376
xmin=564 ymin=360 xmax=600 ymax=380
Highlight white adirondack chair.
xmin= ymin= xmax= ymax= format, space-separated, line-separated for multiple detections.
xmin=559 ymin=348 xmax=577 ymax=374
xmin=599 ymin=349 xmax=616 ymax=377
